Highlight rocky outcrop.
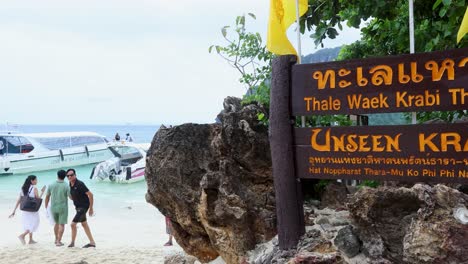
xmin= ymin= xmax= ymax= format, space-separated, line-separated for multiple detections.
xmin=349 ymin=184 xmax=468 ymax=263
xmin=320 ymin=182 xmax=349 ymax=210
xmin=248 ymin=184 xmax=468 ymax=264
xmin=247 ymin=205 xmax=354 ymax=264
xmin=145 ymin=97 xmax=275 ymax=263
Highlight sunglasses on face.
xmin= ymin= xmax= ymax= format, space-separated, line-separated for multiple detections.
xmin=66 ymin=174 xmax=75 ymax=177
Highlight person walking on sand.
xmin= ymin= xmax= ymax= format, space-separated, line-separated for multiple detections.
xmin=9 ymin=175 xmax=46 ymax=245
xmin=66 ymin=168 xmax=96 ymax=248
xmin=164 ymin=216 xmax=173 ymax=246
xmin=45 ymin=170 xmax=71 ymax=246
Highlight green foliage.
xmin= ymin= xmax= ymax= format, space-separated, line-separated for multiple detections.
xmin=242 ymin=82 xmax=271 ymax=108
xmin=295 ymin=114 xmax=352 ymax=127
xmin=358 ymin=180 xmax=380 ymax=188
xmin=313 ymin=179 xmax=334 ymax=194
xmin=257 ymin=112 xmax=269 ymax=126
xmin=404 ymin=110 xmax=468 ymax=123
xmin=209 ymin=13 xmax=273 ymax=109
xmin=302 ymin=0 xmax=468 ymax=56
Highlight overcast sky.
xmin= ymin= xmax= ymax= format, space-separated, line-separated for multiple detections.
xmin=0 ymin=0 xmax=360 ymax=125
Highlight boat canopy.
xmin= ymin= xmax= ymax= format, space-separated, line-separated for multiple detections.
xmin=34 ymin=136 xmax=106 ymax=150
xmin=0 ymin=132 xmax=108 ymax=154
xmin=109 ymin=145 xmax=144 ymax=165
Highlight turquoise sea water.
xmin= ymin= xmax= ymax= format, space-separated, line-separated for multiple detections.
xmin=0 ymin=164 xmax=148 ymax=211
xmin=0 ymin=124 xmax=162 ymax=241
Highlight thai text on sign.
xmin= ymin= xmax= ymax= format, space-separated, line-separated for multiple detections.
xmin=291 ymin=48 xmax=468 ymax=115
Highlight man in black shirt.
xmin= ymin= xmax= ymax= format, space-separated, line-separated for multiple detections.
xmin=66 ymin=168 xmax=96 ymax=248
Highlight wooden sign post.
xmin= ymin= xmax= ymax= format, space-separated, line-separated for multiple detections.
xmin=270 ymin=56 xmax=305 ymax=249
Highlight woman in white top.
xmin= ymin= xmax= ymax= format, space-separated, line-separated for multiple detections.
xmin=9 ymin=175 xmax=45 ymax=245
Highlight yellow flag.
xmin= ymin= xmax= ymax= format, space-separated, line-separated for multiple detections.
xmin=267 ymin=0 xmax=308 ymax=56
xmin=458 ymin=7 xmax=468 ymax=43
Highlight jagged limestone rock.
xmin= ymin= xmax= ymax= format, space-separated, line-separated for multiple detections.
xmin=146 ymin=97 xmax=275 ymax=263
xmin=349 ymin=184 xmax=468 ymax=263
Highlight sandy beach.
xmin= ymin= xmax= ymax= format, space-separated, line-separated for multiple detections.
xmin=1 ymin=192 xmax=183 ymax=264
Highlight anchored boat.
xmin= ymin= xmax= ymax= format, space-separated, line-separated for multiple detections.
xmin=0 ymin=131 xmax=114 ymax=175
xmin=89 ymin=142 xmax=147 ymax=183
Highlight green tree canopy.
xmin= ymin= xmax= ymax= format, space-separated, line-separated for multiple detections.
xmin=302 ymin=0 xmax=467 ymax=57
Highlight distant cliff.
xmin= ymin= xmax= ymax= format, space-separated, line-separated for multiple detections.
xmin=302 ymin=47 xmax=341 ymax=63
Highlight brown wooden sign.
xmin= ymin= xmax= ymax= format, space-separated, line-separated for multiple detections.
xmin=293 ymin=123 xmax=468 ymax=183
xmin=271 ymin=51 xmax=468 ymax=250
xmin=292 ymin=48 xmax=468 ymax=115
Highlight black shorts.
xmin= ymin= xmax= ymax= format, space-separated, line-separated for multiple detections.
xmin=72 ymin=207 xmax=89 ymax=223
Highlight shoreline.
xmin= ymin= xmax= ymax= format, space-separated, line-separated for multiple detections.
xmin=1 ymin=199 xmax=183 ymax=264
xmin=0 ymin=245 xmax=178 ymax=264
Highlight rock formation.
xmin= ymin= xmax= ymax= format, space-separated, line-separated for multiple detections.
xmin=248 ymin=183 xmax=468 ymax=264
xmin=146 ymin=97 xmax=276 ymax=263
xmin=349 ymin=184 xmax=468 ymax=263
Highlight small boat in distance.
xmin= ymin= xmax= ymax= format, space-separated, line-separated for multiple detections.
xmin=90 ymin=142 xmax=147 ymax=183
xmin=0 ymin=131 xmax=115 ymax=175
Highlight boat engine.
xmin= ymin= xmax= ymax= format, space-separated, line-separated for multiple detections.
xmin=90 ymin=157 xmax=121 ymax=181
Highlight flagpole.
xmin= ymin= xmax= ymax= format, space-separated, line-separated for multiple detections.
xmin=295 ymin=0 xmax=302 ymax=64
xmin=295 ymin=0 xmax=306 ymax=127
xmin=409 ymin=0 xmax=416 ymax=124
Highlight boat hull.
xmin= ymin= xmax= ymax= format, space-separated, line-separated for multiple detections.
xmin=120 ymin=167 xmax=145 ymax=183
xmin=0 ymin=145 xmax=114 ymax=175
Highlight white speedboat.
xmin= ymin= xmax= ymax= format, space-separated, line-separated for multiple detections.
xmin=0 ymin=132 xmax=115 ymax=175
xmin=89 ymin=142 xmax=147 ymax=183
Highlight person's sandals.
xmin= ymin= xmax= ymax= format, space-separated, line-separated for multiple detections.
xmin=83 ymin=243 xmax=96 ymax=248
xmin=164 ymin=242 xmax=173 ymax=246
xmin=56 ymin=242 xmax=64 ymax=247
xmin=29 ymin=240 xmax=37 ymax=245
xmin=67 ymin=243 xmax=75 ymax=248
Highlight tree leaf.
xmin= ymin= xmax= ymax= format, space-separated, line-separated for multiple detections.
xmin=442 ymin=0 xmax=452 ymax=6
xmin=327 ymin=28 xmax=338 ymax=39
xmin=433 ymin=0 xmax=443 ymax=9
xmin=439 ymin=7 xmax=447 ymax=17
xmin=257 ymin=113 xmax=265 ymax=121
xmin=221 ymin=26 xmax=229 ymax=37
xmin=240 ymin=15 xmax=245 ymax=26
